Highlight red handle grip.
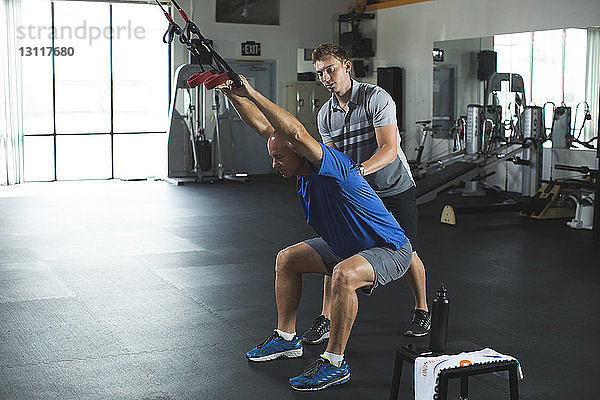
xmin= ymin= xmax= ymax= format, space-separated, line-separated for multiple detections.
xmin=203 ymin=73 xmax=229 ymax=90
xmin=187 ymin=71 xmax=214 ymax=88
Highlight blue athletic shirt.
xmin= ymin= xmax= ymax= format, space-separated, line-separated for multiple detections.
xmin=297 ymin=142 xmax=408 ymax=259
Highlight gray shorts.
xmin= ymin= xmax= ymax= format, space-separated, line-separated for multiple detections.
xmin=304 ymin=238 xmax=413 ymax=296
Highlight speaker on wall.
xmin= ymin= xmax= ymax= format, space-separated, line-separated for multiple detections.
xmin=478 ymin=50 xmax=497 ymax=81
xmin=377 ymin=67 xmax=404 ymax=131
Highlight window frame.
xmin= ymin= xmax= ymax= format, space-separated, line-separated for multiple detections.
xmin=494 ymin=28 xmax=587 ymax=107
xmin=22 ymin=1 xmax=172 ymax=181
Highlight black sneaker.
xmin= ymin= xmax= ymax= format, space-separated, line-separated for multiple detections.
xmin=301 ymin=315 xmax=330 ymax=344
xmin=403 ymin=309 xmax=431 ymax=337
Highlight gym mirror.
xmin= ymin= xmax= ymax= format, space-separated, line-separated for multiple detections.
xmin=432 ymin=27 xmax=598 ymax=143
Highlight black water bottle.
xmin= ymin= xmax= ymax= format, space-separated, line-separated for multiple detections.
xmin=429 ymin=283 xmax=449 ymax=353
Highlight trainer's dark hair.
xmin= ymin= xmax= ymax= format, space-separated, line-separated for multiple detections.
xmin=312 ymin=43 xmax=350 ymax=64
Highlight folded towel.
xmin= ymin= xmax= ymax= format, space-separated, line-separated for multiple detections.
xmin=414 ymin=348 xmax=523 ymax=400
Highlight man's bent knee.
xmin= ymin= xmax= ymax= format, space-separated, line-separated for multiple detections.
xmin=275 ymin=246 xmax=297 ymax=274
xmin=275 ymin=242 xmax=327 ymax=275
xmin=331 ymin=267 xmax=354 ymax=288
xmin=331 ymin=262 xmax=373 ymax=292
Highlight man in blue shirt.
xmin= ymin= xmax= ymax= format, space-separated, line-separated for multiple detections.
xmin=220 ymin=76 xmax=412 ymax=391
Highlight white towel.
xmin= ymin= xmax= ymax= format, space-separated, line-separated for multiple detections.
xmin=414 ymin=348 xmax=523 ymax=400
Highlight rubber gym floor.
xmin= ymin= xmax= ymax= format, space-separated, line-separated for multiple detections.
xmin=0 ymin=176 xmax=597 ymax=400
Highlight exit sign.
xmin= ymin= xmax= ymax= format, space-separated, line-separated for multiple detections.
xmin=242 ymin=41 xmax=261 ymax=56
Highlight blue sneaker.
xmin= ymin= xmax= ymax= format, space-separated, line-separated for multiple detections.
xmin=246 ymin=330 xmax=303 ymax=362
xmin=289 ymin=356 xmax=350 ymax=391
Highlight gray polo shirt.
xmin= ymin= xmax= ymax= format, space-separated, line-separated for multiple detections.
xmin=317 ymin=80 xmax=415 ymax=197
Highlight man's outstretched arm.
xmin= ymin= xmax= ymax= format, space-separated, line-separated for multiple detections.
xmin=225 ymin=76 xmax=323 ymax=167
xmin=222 ymin=92 xmax=274 ymax=142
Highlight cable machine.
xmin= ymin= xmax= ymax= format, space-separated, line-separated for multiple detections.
xmin=156 ymin=0 xmax=247 ymax=184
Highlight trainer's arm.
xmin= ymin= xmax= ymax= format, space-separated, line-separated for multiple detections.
xmin=360 ymin=124 xmax=397 ymax=175
xmin=222 ymin=92 xmax=274 ymax=142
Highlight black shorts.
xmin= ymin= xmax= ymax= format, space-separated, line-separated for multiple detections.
xmin=381 ymin=186 xmax=419 ymax=253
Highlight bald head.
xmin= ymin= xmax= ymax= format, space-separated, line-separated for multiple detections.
xmin=267 ymin=133 xmax=295 ymax=153
xmin=266 ymin=133 xmax=306 ymax=178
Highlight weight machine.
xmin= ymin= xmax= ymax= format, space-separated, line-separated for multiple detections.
xmin=156 ymin=0 xmax=248 ymax=184
xmin=409 ymin=70 xmax=597 ymax=229
xmin=431 ymin=73 xmax=566 ymax=223
xmin=411 ymin=73 xmax=532 ymax=199
xmin=550 ymin=101 xmax=595 ymax=149
xmin=438 ymin=99 xmax=597 ymax=226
